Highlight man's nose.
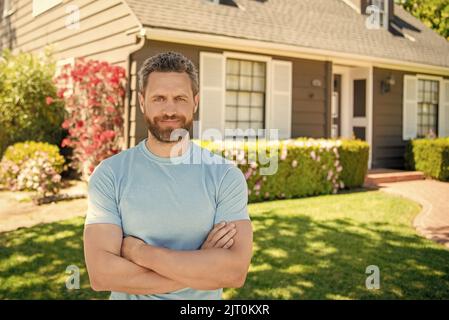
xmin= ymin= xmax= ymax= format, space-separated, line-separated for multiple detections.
xmin=162 ymin=100 xmax=177 ymax=115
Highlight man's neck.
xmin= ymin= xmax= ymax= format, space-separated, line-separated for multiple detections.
xmin=146 ymin=134 xmax=191 ymax=158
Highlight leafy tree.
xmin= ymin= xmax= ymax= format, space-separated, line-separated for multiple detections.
xmin=396 ymin=0 xmax=449 ymax=40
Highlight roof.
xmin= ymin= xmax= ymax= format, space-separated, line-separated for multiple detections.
xmin=125 ymin=0 xmax=449 ymax=69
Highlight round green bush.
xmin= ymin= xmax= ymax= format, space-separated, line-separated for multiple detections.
xmin=0 ymin=141 xmax=65 ymax=195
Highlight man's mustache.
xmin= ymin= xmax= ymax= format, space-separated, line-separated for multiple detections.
xmin=155 ymin=115 xmax=185 ymax=122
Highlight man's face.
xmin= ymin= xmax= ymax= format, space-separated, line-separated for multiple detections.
xmin=138 ymin=72 xmax=199 ymax=143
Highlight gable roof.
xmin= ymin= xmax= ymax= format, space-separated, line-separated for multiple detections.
xmin=125 ymin=0 xmax=449 ymax=69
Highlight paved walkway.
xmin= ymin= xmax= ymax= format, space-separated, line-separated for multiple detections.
xmin=0 ymin=180 xmax=87 ymax=233
xmin=377 ymin=179 xmax=449 ymax=248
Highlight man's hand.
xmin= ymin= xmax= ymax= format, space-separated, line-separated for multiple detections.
xmin=201 ymin=221 xmax=237 ymax=250
xmin=121 ymin=235 xmax=145 ymax=263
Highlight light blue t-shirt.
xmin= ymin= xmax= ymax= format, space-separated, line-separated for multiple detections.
xmin=85 ymin=138 xmax=250 ymax=300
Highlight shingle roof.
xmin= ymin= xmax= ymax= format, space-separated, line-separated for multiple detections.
xmin=125 ymin=0 xmax=449 ymax=68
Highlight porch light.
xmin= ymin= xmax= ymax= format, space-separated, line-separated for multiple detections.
xmin=381 ymin=74 xmax=395 ymax=94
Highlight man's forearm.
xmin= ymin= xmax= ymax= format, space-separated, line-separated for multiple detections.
xmin=90 ymin=249 xmax=187 ymax=295
xmin=133 ymin=246 xmax=243 ymax=290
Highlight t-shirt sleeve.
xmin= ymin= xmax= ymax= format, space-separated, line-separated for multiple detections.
xmin=214 ymin=165 xmax=250 ymax=224
xmin=85 ymin=161 xmax=122 ymax=227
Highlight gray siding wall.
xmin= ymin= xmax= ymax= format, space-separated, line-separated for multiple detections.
xmin=0 ymin=0 xmax=140 ymax=69
xmin=372 ymin=67 xmax=449 ymax=169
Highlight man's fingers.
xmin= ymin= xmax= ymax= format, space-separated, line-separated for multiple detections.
xmin=205 ymin=222 xmax=226 ymax=243
xmin=215 ymin=228 xmax=237 ymax=248
xmin=223 ymin=238 xmax=234 ymax=249
xmin=209 ymin=223 xmax=236 ymax=247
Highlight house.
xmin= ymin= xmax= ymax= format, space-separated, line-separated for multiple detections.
xmin=1 ymin=0 xmax=449 ymax=169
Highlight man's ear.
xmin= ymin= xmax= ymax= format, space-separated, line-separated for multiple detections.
xmin=138 ymin=92 xmax=145 ymax=114
xmin=194 ymin=94 xmax=199 ymax=113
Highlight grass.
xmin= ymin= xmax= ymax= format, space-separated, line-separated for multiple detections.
xmin=1 ymin=189 xmax=448 ymax=299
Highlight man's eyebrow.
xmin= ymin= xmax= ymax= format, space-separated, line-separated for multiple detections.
xmin=149 ymin=92 xmax=189 ymax=98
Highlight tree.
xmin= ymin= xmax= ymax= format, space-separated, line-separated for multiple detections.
xmin=396 ymin=0 xmax=449 ymax=40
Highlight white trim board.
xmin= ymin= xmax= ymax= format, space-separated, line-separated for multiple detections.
xmin=332 ymin=65 xmax=373 ymax=169
xmin=143 ymin=27 xmax=449 ymax=77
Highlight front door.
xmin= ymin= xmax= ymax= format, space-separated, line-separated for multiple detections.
xmin=332 ymin=65 xmax=372 ymax=168
xmin=351 ymin=67 xmax=369 ymax=141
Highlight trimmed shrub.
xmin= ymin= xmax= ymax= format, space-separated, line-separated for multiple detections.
xmin=339 ymin=139 xmax=370 ymax=188
xmin=405 ymin=138 xmax=449 ymax=182
xmin=196 ymin=138 xmax=369 ymax=203
xmin=0 ymin=141 xmax=65 ymax=196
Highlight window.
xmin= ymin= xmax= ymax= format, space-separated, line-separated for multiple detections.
xmin=32 ymin=0 xmax=63 ymax=17
xmin=417 ymin=79 xmax=439 ymax=137
xmin=368 ymin=0 xmax=388 ymax=28
xmin=225 ymin=58 xmax=266 ymax=135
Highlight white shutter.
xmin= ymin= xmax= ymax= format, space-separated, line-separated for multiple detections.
xmin=403 ymin=75 xmax=418 ymax=140
xmin=438 ymin=80 xmax=449 ymax=137
xmin=270 ymin=60 xmax=292 ymax=139
xmin=199 ymin=52 xmax=225 ymax=139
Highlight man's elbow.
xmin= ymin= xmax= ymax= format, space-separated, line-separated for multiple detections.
xmin=226 ymin=270 xmax=248 ymax=289
xmin=88 ymin=271 xmax=110 ymax=292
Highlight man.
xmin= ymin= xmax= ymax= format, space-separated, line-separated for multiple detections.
xmin=83 ymin=51 xmax=253 ymax=300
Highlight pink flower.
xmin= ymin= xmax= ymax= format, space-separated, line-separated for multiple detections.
xmin=244 ymin=169 xmax=253 ymax=180
xmin=291 ymin=160 xmax=298 ymax=168
xmin=46 ymin=97 xmax=54 ymax=105
xmin=61 ymin=138 xmax=71 ymax=147
xmin=310 ymin=151 xmax=316 ymax=160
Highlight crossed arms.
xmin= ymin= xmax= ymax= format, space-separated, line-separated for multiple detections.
xmin=83 ymin=220 xmax=253 ymax=295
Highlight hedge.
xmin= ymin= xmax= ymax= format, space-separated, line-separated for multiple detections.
xmin=196 ymin=138 xmax=369 ymax=203
xmin=405 ymin=138 xmax=449 ymax=182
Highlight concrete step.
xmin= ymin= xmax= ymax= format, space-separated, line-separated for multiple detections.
xmin=364 ymin=169 xmax=425 ymax=187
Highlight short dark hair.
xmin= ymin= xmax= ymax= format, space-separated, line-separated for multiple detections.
xmin=138 ymin=51 xmax=199 ymax=97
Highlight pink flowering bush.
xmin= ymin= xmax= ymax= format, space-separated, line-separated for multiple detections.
xmin=54 ymin=58 xmax=126 ymax=180
xmin=197 ymin=138 xmax=369 ymax=203
xmin=0 ymin=141 xmax=65 ymax=197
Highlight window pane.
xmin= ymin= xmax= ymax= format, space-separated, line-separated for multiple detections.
xmin=252 ymin=77 xmax=265 ymax=91
xmin=253 ymin=62 xmax=265 ymax=77
xmin=237 ymin=121 xmax=250 ymax=130
xmin=240 ymin=61 xmax=252 ymax=76
xmin=251 ymin=92 xmax=264 ymax=107
xmin=227 ymin=75 xmax=239 ymax=90
xmin=238 ymin=107 xmax=250 ymax=121
xmin=239 ymin=76 xmax=252 ymax=91
xmin=238 ymin=92 xmax=250 ymax=106
xmin=225 ymin=121 xmax=237 ymax=129
xmin=418 ymin=90 xmax=423 ymax=102
xmin=227 ymin=59 xmax=239 ymax=75
xmin=251 ymin=107 xmax=264 ymax=121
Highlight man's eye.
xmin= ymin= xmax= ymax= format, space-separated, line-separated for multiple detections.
xmin=153 ymin=97 xmax=164 ymax=102
xmin=176 ymin=97 xmax=187 ymax=102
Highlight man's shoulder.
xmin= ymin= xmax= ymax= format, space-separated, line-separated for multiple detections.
xmin=93 ymin=145 xmax=139 ymax=177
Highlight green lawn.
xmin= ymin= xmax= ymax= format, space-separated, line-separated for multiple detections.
xmin=1 ymin=189 xmax=448 ymax=299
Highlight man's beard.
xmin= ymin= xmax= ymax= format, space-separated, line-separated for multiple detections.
xmin=144 ymin=112 xmax=193 ymax=143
